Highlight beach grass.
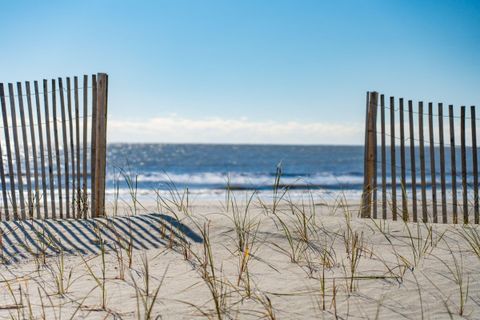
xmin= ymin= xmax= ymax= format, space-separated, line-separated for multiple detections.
xmin=0 ymin=176 xmax=479 ymax=319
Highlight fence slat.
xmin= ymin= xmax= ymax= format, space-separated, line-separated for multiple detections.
xmin=363 ymin=92 xmax=369 ymax=208
xmin=0 ymin=86 xmax=8 ymax=219
xmin=449 ymin=105 xmax=458 ymax=224
xmin=52 ymin=79 xmax=63 ymax=219
xmin=371 ymin=94 xmax=378 ymax=219
xmin=428 ymin=103 xmax=438 ymax=223
xmin=94 ymin=73 xmax=108 ymax=217
xmin=438 ymin=103 xmax=447 ymax=223
xmin=461 ymin=106 xmax=468 ymax=223
xmin=362 ymin=92 xmax=369 ymax=217
xmin=74 ymin=77 xmax=81 ymax=216
xmin=381 ymin=95 xmax=387 ymax=219
xmin=26 ymin=82 xmax=41 ymax=218
xmin=90 ymin=75 xmax=97 ymax=216
xmin=59 ymin=78 xmax=70 ymax=218
xmin=82 ymin=75 xmax=88 ymax=218
xmin=408 ymin=100 xmax=417 ymax=222
xmin=399 ymin=98 xmax=407 ymax=221
xmin=9 ymin=83 xmax=26 ymax=219
xmin=36 ymin=81 xmax=49 ymax=217
xmin=471 ymin=106 xmax=479 ymax=224
xmin=0 ymin=84 xmax=15 ymax=219
xmin=67 ymin=78 xmax=76 ymax=218
xmin=390 ymin=97 xmax=397 ymax=220
xmin=0 ymin=140 xmax=7 ymax=220
xmin=44 ymin=79 xmax=56 ymax=218
xmin=419 ymin=102 xmax=427 ymax=222
xmin=17 ymin=83 xmax=34 ymax=218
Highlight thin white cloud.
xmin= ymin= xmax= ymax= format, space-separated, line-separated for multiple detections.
xmin=108 ymin=115 xmax=364 ymax=145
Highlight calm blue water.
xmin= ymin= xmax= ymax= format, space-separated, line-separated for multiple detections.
xmin=106 ymin=144 xmax=365 ymax=197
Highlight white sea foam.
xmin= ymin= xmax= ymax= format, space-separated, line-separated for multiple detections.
xmin=107 ymin=171 xmax=364 ymax=187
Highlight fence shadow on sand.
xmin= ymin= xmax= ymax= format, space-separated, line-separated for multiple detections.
xmin=0 ymin=213 xmax=203 ymax=263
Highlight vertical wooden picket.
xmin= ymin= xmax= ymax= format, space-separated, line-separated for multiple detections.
xmin=461 ymin=107 xmax=468 ymax=223
xmin=82 ymin=75 xmax=89 ymax=218
xmin=0 ymin=141 xmax=7 ymax=219
xmin=52 ymin=80 xmax=63 ymax=218
xmin=438 ymin=103 xmax=447 ymax=223
xmin=399 ymin=98 xmax=407 ymax=221
xmin=90 ymin=75 xmax=97 ymax=216
xmin=59 ymin=78 xmax=70 ymax=218
xmin=449 ymin=105 xmax=458 ymax=224
xmin=381 ymin=95 xmax=387 ymax=219
xmin=428 ymin=103 xmax=438 ymax=223
xmin=26 ymin=82 xmax=41 ymax=218
xmin=0 ymin=84 xmax=9 ymax=219
xmin=44 ymin=80 xmax=56 ymax=219
xmin=418 ymin=102 xmax=427 ymax=222
xmin=35 ymin=81 xmax=49 ymax=217
xmin=9 ymin=84 xmax=26 ymax=219
xmin=93 ymin=73 xmax=109 ymax=217
xmin=372 ymin=94 xmax=378 ymax=219
xmin=0 ymin=83 xmax=15 ymax=219
xmin=17 ymin=83 xmax=34 ymax=218
xmin=471 ymin=106 xmax=479 ymax=224
xmin=67 ymin=77 xmax=76 ymax=218
xmin=74 ymin=77 xmax=81 ymax=216
xmin=390 ymin=97 xmax=397 ymax=220
xmin=408 ymin=100 xmax=417 ymax=222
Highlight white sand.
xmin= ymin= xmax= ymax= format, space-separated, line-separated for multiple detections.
xmin=0 ymin=194 xmax=479 ymax=319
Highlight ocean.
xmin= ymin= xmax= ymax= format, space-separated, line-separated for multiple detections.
xmin=106 ymin=144 xmax=365 ymax=200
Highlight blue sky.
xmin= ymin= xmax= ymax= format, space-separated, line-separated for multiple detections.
xmin=0 ymin=0 xmax=479 ymax=144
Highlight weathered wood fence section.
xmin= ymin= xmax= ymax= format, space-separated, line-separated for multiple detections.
xmin=0 ymin=73 xmax=108 ymax=220
xmin=362 ymin=91 xmax=479 ymax=224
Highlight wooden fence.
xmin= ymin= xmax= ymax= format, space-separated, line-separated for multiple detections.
xmin=0 ymin=73 xmax=108 ymax=220
xmin=361 ymin=91 xmax=478 ymax=224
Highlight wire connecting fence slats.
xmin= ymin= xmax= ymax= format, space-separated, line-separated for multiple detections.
xmin=362 ymin=91 xmax=479 ymax=224
xmin=0 ymin=73 xmax=108 ymax=221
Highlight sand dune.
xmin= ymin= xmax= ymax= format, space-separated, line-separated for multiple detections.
xmin=0 ymin=195 xmax=479 ymax=319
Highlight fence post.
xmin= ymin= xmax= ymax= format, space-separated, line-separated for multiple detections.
xmin=93 ymin=73 xmax=108 ymax=217
xmin=362 ymin=91 xmax=378 ymax=218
